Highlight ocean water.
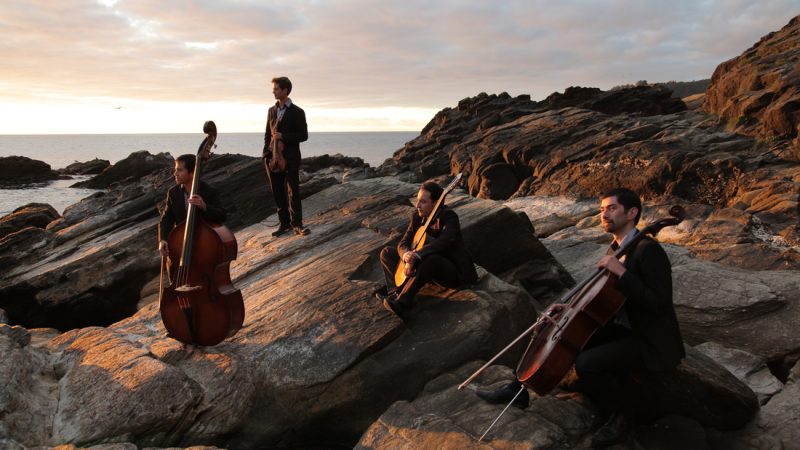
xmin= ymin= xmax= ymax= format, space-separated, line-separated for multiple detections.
xmin=0 ymin=131 xmax=417 ymax=216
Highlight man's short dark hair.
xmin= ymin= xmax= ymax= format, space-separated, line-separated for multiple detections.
xmin=176 ymin=154 xmax=196 ymax=173
xmin=272 ymin=76 xmax=293 ymax=95
xmin=421 ymin=181 xmax=444 ymax=203
xmin=601 ymin=187 xmax=642 ymax=224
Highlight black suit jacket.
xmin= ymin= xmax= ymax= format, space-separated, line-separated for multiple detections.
xmin=398 ymin=207 xmax=478 ymax=286
xmin=262 ymin=101 xmax=308 ymax=164
xmin=615 ymin=236 xmax=685 ymax=371
xmin=158 ymin=181 xmax=226 ymax=242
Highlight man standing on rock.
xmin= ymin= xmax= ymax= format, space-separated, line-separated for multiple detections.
xmin=263 ymin=76 xmax=309 ymax=237
xmin=476 ymin=187 xmax=684 ymax=448
xmin=158 ymin=154 xmax=227 ymax=257
xmin=376 ymin=181 xmax=478 ymax=317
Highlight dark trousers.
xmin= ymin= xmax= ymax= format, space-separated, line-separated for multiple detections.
xmin=265 ymin=158 xmax=302 ymax=228
xmin=379 ymin=246 xmax=460 ymax=305
xmin=573 ymin=324 xmax=645 ymax=414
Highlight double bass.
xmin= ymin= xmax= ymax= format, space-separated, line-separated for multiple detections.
xmin=459 ymin=205 xmax=685 ymax=439
xmin=159 ymin=121 xmax=245 ymax=346
xmin=394 ymin=173 xmax=463 ymax=287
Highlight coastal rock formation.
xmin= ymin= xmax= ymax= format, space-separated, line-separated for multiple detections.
xmin=58 ymin=158 xmax=111 ymax=176
xmin=357 ymin=352 xmax=757 ymax=449
xmin=71 ymin=151 xmax=173 ymax=189
xmin=0 ymin=203 xmax=59 ymax=239
xmin=0 ymin=178 xmax=572 ymax=448
xmin=380 ymin=41 xmax=800 ymax=273
xmin=0 ymin=155 xmax=60 ymax=187
xmin=703 ymin=14 xmax=800 ymax=150
xmin=0 ymin=151 xmax=374 ymax=330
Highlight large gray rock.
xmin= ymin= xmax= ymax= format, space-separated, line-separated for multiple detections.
xmin=696 ymin=341 xmax=784 ymax=404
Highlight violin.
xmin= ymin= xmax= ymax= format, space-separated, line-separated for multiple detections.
xmin=268 ymin=108 xmax=287 ymax=173
xmin=394 ymin=173 xmax=463 ymax=287
xmin=459 ymin=205 xmax=686 ymax=393
xmin=159 ymin=121 xmax=245 ymax=346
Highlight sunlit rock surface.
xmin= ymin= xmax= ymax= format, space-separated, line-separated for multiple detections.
xmin=0 ymin=178 xmax=570 ymax=448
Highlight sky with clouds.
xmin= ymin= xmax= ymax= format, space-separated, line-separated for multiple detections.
xmin=1 ymin=0 xmax=797 ymax=134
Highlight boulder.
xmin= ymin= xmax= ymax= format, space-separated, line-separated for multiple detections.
xmin=0 ymin=156 xmax=60 ymax=187
xmin=357 ymin=353 xmax=755 ymax=450
xmin=695 ymin=341 xmax=783 ymax=404
xmin=58 ymin=158 xmax=111 ymax=176
xmin=71 ymin=151 xmax=173 ymax=189
xmin=0 ymin=203 xmax=60 ymax=239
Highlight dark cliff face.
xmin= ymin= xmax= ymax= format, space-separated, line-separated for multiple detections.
xmin=703 ymin=15 xmax=800 ymax=153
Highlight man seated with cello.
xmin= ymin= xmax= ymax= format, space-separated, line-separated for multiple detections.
xmin=158 ymin=154 xmax=227 ymax=259
xmin=376 ymin=181 xmax=478 ymax=317
xmin=476 ymin=188 xmax=684 ymax=447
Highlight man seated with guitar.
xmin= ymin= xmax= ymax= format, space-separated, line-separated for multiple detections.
xmin=158 ymin=154 xmax=227 ymax=258
xmin=376 ymin=180 xmax=478 ymax=317
xmin=475 ymin=188 xmax=684 ymax=448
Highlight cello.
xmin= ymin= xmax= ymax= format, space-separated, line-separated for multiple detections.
xmin=393 ymin=173 xmax=463 ymax=287
xmin=459 ymin=204 xmax=685 ymax=439
xmin=159 ymin=121 xmax=245 ymax=346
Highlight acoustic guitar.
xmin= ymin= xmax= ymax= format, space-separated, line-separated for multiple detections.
xmin=393 ymin=173 xmax=463 ymax=287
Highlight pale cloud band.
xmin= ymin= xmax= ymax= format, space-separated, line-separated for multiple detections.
xmin=1 ymin=0 xmax=797 ymax=133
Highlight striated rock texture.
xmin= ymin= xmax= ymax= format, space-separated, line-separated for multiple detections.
xmin=0 ymin=155 xmax=60 ymax=187
xmin=0 ymin=178 xmax=572 ymax=448
xmin=381 ymin=76 xmax=800 ymax=272
xmin=357 ymin=355 xmax=756 ymax=450
xmin=0 ymin=151 xmax=373 ymax=331
xmin=0 ymin=203 xmax=60 ymax=240
xmin=704 ymin=15 xmax=800 ymax=151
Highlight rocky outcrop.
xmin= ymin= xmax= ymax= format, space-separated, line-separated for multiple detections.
xmin=0 ymin=156 xmax=60 ymax=187
xmin=0 ymin=203 xmax=60 ymax=239
xmin=703 ymin=15 xmax=800 ymax=151
xmin=0 ymin=178 xmax=573 ymax=448
xmin=357 ymin=351 xmax=757 ymax=449
xmin=58 ymin=158 xmax=111 ymax=176
xmin=71 ymin=151 xmax=173 ymax=189
xmin=0 ymin=151 xmax=376 ymax=331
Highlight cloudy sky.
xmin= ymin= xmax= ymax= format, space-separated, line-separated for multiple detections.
xmin=1 ymin=1 xmax=797 ymax=134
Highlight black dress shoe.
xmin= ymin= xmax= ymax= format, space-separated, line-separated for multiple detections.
xmin=272 ymin=225 xmax=292 ymax=237
xmin=591 ymin=412 xmax=630 ymax=447
xmin=383 ymin=297 xmax=408 ymax=317
xmin=374 ymin=288 xmax=394 ymax=302
xmin=476 ymin=381 xmax=530 ymax=409
xmin=293 ymin=226 xmax=310 ymax=236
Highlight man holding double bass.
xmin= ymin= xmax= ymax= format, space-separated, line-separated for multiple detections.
xmin=376 ymin=181 xmax=478 ymax=317
xmin=158 ymin=153 xmax=227 ymax=258
xmin=476 ymin=188 xmax=684 ymax=448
